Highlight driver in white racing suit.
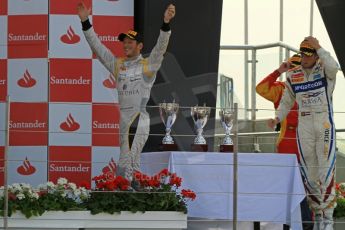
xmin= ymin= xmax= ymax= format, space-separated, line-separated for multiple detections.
xmin=268 ymin=37 xmax=339 ymax=230
xmin=77 ymin=2 xmax=176 ymax=180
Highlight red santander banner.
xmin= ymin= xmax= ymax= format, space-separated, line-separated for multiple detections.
xmin=0 ymin=0 xmax=133 ymax=186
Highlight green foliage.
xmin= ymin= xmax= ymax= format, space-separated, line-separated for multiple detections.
xmin=334 ymin=198 xmax=345 ymax=218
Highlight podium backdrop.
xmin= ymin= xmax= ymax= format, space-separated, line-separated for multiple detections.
xmin=0 ymin=0 xmax=134 ymax=186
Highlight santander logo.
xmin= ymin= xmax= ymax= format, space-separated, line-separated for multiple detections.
xmin=60 ymin=26 xmax=80 ymax=44
xmin=102 ymin=157 xmax=117 ymax=175
xmin=17 ymin=69 xmax=36 ymax=88
xmin=60 ymin=113 xmax=80 ymax=132
xmin=103 ymin=74 xmax=116 ymax=89
xmin=17 ymin=157 xmax=36 ymax=176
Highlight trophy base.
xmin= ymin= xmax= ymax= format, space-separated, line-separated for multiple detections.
xmin=159 ymin=143 xmax=178 ymax=151
xmin=220 ymin=144 xmax=234 ymax=153
xmin=191 ymin=144 xmax=208 ymax=152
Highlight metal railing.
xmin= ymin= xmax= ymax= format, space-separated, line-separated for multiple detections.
xmin=220 ymin=41 xmax=299 ymax=122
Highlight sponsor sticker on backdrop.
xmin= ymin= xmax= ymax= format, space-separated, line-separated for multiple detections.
xmin=49 ymin=103 xmax=91 ymax=146
xmin=103 ymin=74 xmax=116 ymax=89
xmin=50 ymin=59 xmax=92 ymax=102
xmin=17 ymin=157 xmax=36 ymax=175
xmin=49 ymin=15 xmax=92 ymax=58
xmin=8 ymin=59 xmax=48 ymax=102
xmin=49 ymin=146 xmax=91 ymax=186
xmin=8 ymin=15 xmax=48 ymax=58
xmin=60 ymin=25 xmax=80 ymax=44
xmin=60 ymin=113 xmax=81 ymax=132
xmin=9 ymin=103 xmax=48 ymax=146
xmin=8 ymin=146 xmax=47 ymax=186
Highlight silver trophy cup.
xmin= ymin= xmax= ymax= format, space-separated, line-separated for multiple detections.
xmin=219 ymin=109 xmax=234 ymax=145
xmin=191 ymin=105 xmax=211 ymax=145
xmin=159 ymin=102 xmax=179 ymax=144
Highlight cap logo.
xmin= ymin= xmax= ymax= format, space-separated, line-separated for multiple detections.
xmin=128 ymin=30 xmax=137 ymax=36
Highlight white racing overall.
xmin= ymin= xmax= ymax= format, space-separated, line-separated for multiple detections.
xmin=276 ymin=48 xmax=339 ymax=229
xmin=83 ymin=27 xmax=171 ymax=180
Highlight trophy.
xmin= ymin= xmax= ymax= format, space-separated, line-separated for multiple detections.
xmin=191 ymin=105 xmax=211 ymax=152
xmin=219 ymin=109 xmax=234 ymax=152
xmin=158 ymin=101 xmax=179 ymax=151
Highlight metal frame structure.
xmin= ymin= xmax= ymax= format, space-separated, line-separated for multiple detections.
xmin=220 ymin=42 xmax=299 ymax=126
xmin=225 ymin=0 xmax=316 ymax=121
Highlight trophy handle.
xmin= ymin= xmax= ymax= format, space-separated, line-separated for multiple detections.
xmin=159 ymin=107 xmax=166 ymax=127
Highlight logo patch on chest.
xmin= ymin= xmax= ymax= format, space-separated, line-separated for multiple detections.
xmin=292 ymin=72 xmax=304 ymax=78
xmin=291 ymin=77 xmax=304 ymax=83
xmin=313 ymin=74 xmax=322 ymax=80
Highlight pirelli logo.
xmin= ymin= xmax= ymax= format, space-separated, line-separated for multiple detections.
xmin=293 ymin=79 xmax=326 ymax=93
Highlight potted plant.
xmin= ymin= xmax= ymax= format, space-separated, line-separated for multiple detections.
xmin=0 ymin=169 xmax=195 ymax=229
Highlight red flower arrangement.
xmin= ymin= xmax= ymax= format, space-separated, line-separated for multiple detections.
xmin=92 ymin=172 xmax=130 ymax=191
xmin=334 ymin=183 xmax=345 ymax=218
xmin=89 ymin=168 xmax=196 ymax=214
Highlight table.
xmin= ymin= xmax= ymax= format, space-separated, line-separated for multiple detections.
xmin=141 ymin=152 xmax=305 ymax=230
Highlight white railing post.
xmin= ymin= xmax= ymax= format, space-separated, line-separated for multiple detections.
xmin=3 ymin=95 xmax=10 ymax=229
xmin=232 ymin=103 xmax=238 ymax=230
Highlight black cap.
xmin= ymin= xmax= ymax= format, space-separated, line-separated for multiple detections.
xmin=118 ymin=30 xmax=143 ymax=43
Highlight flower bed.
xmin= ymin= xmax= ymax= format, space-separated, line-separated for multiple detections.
xmin=0 ymin=169 xmax=196 ymax=219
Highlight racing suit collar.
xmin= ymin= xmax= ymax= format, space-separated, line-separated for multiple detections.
xmin=125 ymin=54 xmax=143 ymax=64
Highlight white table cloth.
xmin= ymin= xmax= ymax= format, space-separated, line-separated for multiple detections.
xmin=141 ymin=152 xmax=305 ymax=230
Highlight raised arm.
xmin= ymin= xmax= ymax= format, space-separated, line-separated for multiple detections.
xmin=317 ymin=48 xmax=339 ymax=80
xmin=256 ymin=61 xmax=295 ymax=104
xmin=144 ymin=4 xmax=175 ymax=79
xmin=267 ymin=63 xmax=295 ymax=129
xmin=77 ymin=2 xmax=116 ymax=75
xmin=305 ymin=36 xmax=339 ymax=80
